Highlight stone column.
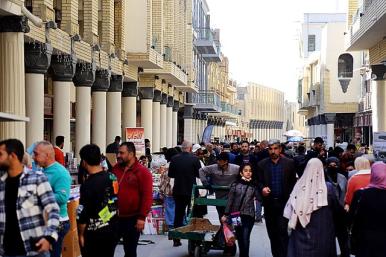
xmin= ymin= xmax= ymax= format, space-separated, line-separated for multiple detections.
xmin=371 ymin=64 xmax=386 ymax=132
xmin=257 ymin=123 xmax=262 ymax=141
xmin=172 ymin=100 xmax=179 ymax=147
xmin=25 ymin=42 xmax=52 ymax=147
xmin=166 ymin=96 xmax=173 ymax=147
xmin=184 ymin=104 xmax=194 ymax=143
xmin=152 ymin=90 xmax=161 ymax=152
xmin=91 ymin=69 xmax=110 ymax=152
xmin=122 ymin=82 xmax=138 ymax=137
xmin=51 ymin=54 xmax=77 ymax=153
xmin=315 ymin=116 xmax=322 ymax=137
xmin=140 ymin=87 xmax=154 ymax=144
xmin=106 ymin=75 xmax=123 ymax=144
xmin=0 ymin=16 xmax=29 ymax=143
xmin=325 ymin=113 xmax=336 ymax=148
xmin=160 ymin=93 xmax=167 ymax=148
xmin=73 ymin=62 xmax=96 ymax=156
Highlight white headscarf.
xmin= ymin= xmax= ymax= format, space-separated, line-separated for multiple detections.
xmin=283 ymin=158 xmax=328 ymax=229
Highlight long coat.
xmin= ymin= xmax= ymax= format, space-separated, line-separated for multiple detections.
xmin=349 ymin=188 xmax=386 ymax=257
xmin=287 ymin=183 xmax=346 ymax=257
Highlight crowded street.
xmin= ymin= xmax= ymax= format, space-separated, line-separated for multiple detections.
xmin=1 ymin=0 xmax=386 ymax=256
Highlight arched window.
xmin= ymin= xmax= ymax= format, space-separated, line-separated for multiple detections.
xmin=338 ymin=53 xmax=353 ymax=78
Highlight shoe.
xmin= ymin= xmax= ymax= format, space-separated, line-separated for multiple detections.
xmin=255 ymin=218 xmax=263 ymax=224
xmin=173 ymin=239 xmax=182 ymax=247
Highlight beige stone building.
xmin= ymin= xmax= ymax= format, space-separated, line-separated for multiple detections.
xmin=346 ymin=0 xmax=386 ymax=137
xmin=0 ymin=0 xmax=241 ymax=154
xmin=238 ymin=83 xmax=285 ymax=141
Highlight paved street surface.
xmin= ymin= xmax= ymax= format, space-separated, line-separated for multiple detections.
xmin=114 ymin=206 xmax=272 ymax=257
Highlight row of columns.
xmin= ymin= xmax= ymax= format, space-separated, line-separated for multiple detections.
xmin=141 ymin=87 xmax=179 ymax=152
xmin=0 ymin=15 xmax=180 ymax=155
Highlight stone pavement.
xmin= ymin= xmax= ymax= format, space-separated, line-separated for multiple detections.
xmin=114 ymin=206 xmax=273 ymax=257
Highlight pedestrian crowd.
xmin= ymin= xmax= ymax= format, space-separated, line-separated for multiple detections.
xmin=0 ymin=135 xmax=385 ymax=257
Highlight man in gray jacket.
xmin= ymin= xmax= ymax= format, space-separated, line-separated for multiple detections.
xmin=199 ymin=152 xmax=239 ymax=219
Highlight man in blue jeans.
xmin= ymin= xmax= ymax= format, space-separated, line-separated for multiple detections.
xmin=33 ymin=141 xmax=71 ymax=257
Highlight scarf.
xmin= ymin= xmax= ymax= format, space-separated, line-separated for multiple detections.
xmin=284 ymin=158 xmax=328 ymax=228
xmin=368 ymin=162 xmax=386 ymax=190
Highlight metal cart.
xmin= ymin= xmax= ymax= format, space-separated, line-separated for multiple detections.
xmin=168 ymin=185 xmax=235 ymax=257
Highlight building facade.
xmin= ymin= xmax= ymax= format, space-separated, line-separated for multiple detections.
xmin=298 ymin=13 xmax=361 ymax=147
xmin=238 ymin=83 xmax=285 ymax=142
xmin=346 ymin=0 xmax=386 ymax=137
xmin=0 ymin=0 xmax=238 ymax=155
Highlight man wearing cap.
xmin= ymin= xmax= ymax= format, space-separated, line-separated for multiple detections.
xmin=199 ymin=152 xmax=239 ymax=219
xmin=257 ymin=140 xmax=296 ymax=257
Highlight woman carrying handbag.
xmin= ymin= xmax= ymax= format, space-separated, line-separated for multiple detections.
xmin=221 ymin=163 xmax=261 ymax=257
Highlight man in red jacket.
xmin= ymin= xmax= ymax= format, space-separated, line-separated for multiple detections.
xmin=112 ymin=142 xmax=153 ymax=257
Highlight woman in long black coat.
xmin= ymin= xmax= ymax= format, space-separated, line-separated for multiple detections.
xmin=284 ymin=158 xmax=347 ymax=257
xmin=349 ymin=161 xmax=386 ymax=257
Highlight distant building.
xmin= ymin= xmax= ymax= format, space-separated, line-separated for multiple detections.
xmin=238 ymin=83 xmax=285 ymax=141
xmin=298 ymin=13 xmax=361 ymax=147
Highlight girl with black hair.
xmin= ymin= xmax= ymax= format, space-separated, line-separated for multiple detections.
xmin=221 ymin=163 xmax=261 ymax=257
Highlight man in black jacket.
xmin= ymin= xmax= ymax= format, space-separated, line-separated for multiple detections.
xmin=168 ymin=140 xmax=201 ymax=247
xmin=257 ymin=140 xmax=297 ymax=257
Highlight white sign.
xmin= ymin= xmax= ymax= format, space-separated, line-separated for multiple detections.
xmin=373 ymin=132 xmax=386 ymax=151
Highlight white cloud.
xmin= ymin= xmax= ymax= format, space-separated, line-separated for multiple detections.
xmin=206 ymin=0 xmax=347 ymax=101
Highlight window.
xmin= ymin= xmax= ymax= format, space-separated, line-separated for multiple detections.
xmin=338 ymin=53 xmax=354 ymax=78
xmin=308 ymin=35 xmax=316 ymax=52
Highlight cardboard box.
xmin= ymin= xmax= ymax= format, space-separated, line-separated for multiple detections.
xmin=62 ymin=228 xmax=81 ymax=257
xmin=62 ymin=199 xmax=81 ymax=257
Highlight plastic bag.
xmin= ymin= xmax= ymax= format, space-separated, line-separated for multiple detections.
xmin=223 ymin=223 xmax=236 ymax=246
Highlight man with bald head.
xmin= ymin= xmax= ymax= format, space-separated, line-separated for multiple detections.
xmin=33 ymin=141 xmax=72 ymax=257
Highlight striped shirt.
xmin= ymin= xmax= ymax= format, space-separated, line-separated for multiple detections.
xmin=0 ymin=167 xmax=60 ymax=256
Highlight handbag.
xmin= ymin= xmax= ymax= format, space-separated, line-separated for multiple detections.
xmin=229 ymin=184 xmax=249 ymax=227
xmin=222 ymin=223 xmax=236 ymax=246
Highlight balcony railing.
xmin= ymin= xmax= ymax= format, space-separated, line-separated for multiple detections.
xmin=348 ymin=0 xmax=386 ymax=50
xmin=221 ymin=101 xmax=239 ymax=115
xmin=193 ymin=28 xmax=218 ymax=55
xmin=193 ymin=90 xmax=222 ymax=112
xmin=194 ymin=28 xmax=215 ymax=41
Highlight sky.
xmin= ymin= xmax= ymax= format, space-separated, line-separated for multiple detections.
xmin=206 ymin=0 xmax=347 ymax=101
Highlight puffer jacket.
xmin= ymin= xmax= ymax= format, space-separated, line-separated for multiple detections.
xmin=224 ymin=180 xmax=261 ymax=218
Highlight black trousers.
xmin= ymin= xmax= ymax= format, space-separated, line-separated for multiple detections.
xmin=235 ymin=215 xmax=255 ymax=257
xmin=117 ymin=217 xmax=141 ymax=257
xmin=82 ymin=225 xmax=117 ymax=257
xmin=264 ymin=202 xmax=289 ymax=257
xmin=173 ymin=195 xmax=191 ymax=228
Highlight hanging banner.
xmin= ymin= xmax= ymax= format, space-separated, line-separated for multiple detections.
xmin=202 ymin=125 xmax=214 ymax=144
xmin=125 ymin=127 xmax=145 ymax=157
